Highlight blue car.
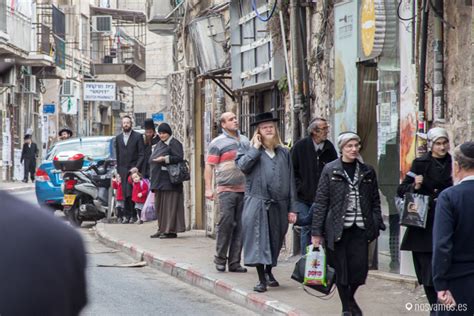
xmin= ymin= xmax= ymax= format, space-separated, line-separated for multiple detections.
xmin=35 ymin=136 xmax=115 ymax=210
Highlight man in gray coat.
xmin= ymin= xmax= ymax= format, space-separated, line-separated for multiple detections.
xmin=205 ymin=112 xmax=249 ymax=273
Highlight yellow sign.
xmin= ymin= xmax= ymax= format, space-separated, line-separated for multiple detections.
xmin=63 ymin=194 xmax=76 ymax=206
xmin=361 ymin=0 xmax=376 ymax=57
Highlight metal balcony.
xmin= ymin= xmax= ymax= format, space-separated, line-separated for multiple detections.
xmin=146 ymin=0 xmax=184 ymax=35
xmin=90 ymin=6 xmax=147 ymax=86
xmin=0 ymin=1 xmax=33 ymax=57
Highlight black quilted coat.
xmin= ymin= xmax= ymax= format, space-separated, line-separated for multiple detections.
xmin=311 ymin=158 xmax=386 ymax=250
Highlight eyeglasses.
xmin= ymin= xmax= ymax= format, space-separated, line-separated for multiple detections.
xmin=316 ymin=126 xmax=330 ymax=132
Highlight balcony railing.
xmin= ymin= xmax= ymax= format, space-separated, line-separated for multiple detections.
xmin=1 ymin=4 xmax=33 ymax=53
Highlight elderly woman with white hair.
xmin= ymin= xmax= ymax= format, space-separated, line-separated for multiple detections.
xmin=311 ymin=132 xmax=385 ymax=316
xmin=397 ymin=127 xmax=453 ymax=307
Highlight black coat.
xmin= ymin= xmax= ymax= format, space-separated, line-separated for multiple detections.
xmin=397 ymin=152 xmax=453 ymax=252
xmin=149 ymin=137 xmax=184 ymax=192
xmin=142 ymin=135 xmax=160 ymax=179
xmin=433 ymin=179 xmax=474 ymax=291
xmin=0 ymin=191 xmax=87 ymax=315
xmin=115 ymin=130 xmax=145 ymax=197
xmin=311 ymin=158 xmax=386 ymax=250
xmin=291 ymin=137 xmax=337 ymax=204
xmin=20 ymin=142 xmax=38 ymax=162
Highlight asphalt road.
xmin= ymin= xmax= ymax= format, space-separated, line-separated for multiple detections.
xmin=12 ymin=190 xmax=256 ymax=316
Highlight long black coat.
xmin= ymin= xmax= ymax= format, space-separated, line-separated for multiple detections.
xmin=115 ymin=131 xmax=145 ymax=197
xmin=149 ymin=137 xmax=184 ymax=192
xmin=20 ymin=142 xmax=38 ymax=162
xmin=311 ymin=158 xmax=385 ymax=250
xmin=142 ymin=135 xmax=160 ymax=179
xmin=397 ymin=152 xmax=452 ymax=252
xmin=291 ymin=137 xmax=338 ymax=204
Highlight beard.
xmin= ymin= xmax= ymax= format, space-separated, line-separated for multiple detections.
xmin=123 ymin=126 xmax=132 ymax=133
xmin=262 ymin=133 xmax=278 ymax=149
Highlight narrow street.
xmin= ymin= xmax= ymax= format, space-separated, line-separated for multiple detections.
xmin=12 ymin=190 xmax=256 ymax=316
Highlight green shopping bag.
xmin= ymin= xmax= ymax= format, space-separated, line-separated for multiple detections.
xmin=303 ymin=245 xmax=327 ymax=286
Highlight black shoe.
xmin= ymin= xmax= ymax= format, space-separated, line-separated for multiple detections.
xmin=22 ymin=180 xmax=28 ymax=183
xmin=160 ymin=233 xmax=177 ymax=239
xmin=150 ymin=232 xmax=161 ymax=238
xmin=341 ymin=312 xmax=352 ymax=316
xmin=350 ymin=300 xmax=362 ymax=316
xmin=229 ymin=266 xmax=247 ymax=273
xmin=253 ymin=281 xmax=267 ymax=293
xmin=215 ymin=264 xmax=226 ymax=272
xmin=265 ymin=272 xmax=280 ymax=287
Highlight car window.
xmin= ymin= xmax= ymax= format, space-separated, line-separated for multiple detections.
xmin=47 ymin=140 xmax=111 ymax=161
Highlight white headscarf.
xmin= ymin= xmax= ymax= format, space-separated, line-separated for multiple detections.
xmin=427 ymin=127 xmax=449 ymax=149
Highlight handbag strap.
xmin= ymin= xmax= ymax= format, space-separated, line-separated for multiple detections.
xmin=302 ymin=285 xmax=337 ymax=299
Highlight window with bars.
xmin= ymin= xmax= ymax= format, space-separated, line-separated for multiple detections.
xmin=238 ymin=88 xmax=285 ymax=140
xmin=134 ymin=112 xmax=146 ymax=129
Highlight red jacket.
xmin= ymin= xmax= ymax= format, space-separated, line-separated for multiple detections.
xmin=128 ymin=176 xmax=149 ymax=203
xmin=112 ymin=179 xmax=124 ymax=201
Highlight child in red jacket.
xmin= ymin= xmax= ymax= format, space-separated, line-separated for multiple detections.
xmin=112 ymin=173 xmax=125 ymax=223
xmin=129 ymin=172 xmax=149 ymax=224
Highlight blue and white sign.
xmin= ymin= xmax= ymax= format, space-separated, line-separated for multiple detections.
xmin=43 ymin=104 xmax=55 ymax=114
xmin=152 ymin=112 xmax=165 ymax=123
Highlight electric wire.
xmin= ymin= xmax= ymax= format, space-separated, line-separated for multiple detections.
xmin=251 ymin=0 xmax=277 ymax=22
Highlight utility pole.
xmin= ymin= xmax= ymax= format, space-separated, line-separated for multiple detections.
xmin=290 ymin=0 xmax=303 ymax=144
xmin=417 ymin=0 xmax=429 ymax=156
xmin=432 ymin=0 xmax=444 ymax=122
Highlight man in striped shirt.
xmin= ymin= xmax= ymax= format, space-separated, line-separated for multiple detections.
xmin=205 ymin=112 xmax=250 ymax=273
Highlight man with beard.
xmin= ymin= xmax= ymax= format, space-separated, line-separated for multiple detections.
xmin=236 ymin=112 xmax=297 ymax=292
xmin=291 ymin=117 xmax=337 ymax=254
xmin=115 ymin=115 xmax=145 ymax=223
xmin=142 ymin=118 xmax=159 ymax=179
xmin=205 ymin=112 xmax=249 ymax=273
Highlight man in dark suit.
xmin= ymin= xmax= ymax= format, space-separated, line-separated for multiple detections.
xmin=115 ymin=115 xmax=145 ymax=223
xmin=291 ymin=117 xmax=337 ymax=254
xmin=142 ymin=118 xmax=159 ymax=179
xmin=433 ymin=142 xmax=474 ymax=315
xmin=20 ymin=134 xmax=38 ymax=183
xmin=0 ymin=191 xmax=87 ymax=315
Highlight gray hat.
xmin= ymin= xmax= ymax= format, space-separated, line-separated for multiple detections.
xmin=337 ymin=131 xmax=361 ymax=151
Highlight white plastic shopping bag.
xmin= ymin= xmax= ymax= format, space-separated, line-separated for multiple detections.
xmin=303 ymin=245 xmax=327 ymax=286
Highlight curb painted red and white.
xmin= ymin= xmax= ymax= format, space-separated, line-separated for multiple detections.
xmin=95 ymin=226 xmax=307 ymax=316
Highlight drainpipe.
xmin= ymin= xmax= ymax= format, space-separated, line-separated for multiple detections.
xmin=432 ymin=0 xmax=444 ymax=122
xmin=290 ymin=0 xmax=303 ymax=143
xmin=417 ymin=0 xmax=429 ymax=154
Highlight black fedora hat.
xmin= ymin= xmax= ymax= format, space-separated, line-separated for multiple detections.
xmin=144 ymin=118 xmax=155 ymax=130
xmin=58 ymin=128 xmax=73 ymax=137
xmin=250 ymin=112 xmax=279 ymax=126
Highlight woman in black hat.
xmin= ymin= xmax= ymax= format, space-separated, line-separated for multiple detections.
xmin=236 ymin=112 xmax=298 ymax=292
xmin=149 ymin=123 xmax=186 ymax=239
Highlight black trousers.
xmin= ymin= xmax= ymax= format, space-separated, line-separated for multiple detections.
xmin=23 ymin=159 xmax=36 ymax=182
xmin=124 ymin=196 xmax=135 ymax=220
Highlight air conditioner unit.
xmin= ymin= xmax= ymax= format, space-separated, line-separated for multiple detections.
xmin=62 ymin=79 xmax=76 ymax=97
xmin=92 ymin=16 xmax=113 ymax=33
xmin=24 ymin=75 xmax=37 ymax=94
xmin=0 ymin=67 xmax=17 ymax=87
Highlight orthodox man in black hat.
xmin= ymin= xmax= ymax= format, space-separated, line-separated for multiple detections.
xmin=58 ymin=128 xmax=73 ymax=141
xmin=142 ymin=118 xmax=160 ymax=179
xmin=20 ymin=134 xmax=38 ymax=183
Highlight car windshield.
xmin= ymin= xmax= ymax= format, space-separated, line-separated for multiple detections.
xmin=47 ymin=140 xmax=111 ymax=161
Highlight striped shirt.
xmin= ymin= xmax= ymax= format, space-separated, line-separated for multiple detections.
xmin=343 ymin=162 xmax=365 ymax=229
xmin=206 ymin=131 xmax=249 ymax=193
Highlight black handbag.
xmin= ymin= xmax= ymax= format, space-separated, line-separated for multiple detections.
xmin=167 ymin=160 xmax=191 ymax=184
xmin=291 ymin=255 xmax=336 ymax=296
xmin=400 ymin=192 xmax=430 ymax=228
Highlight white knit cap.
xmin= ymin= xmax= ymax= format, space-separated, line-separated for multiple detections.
xmin=337 ymin=132 xmax=361 ymax=151
xmin=427 ymin=127 xmax=449 ymax=149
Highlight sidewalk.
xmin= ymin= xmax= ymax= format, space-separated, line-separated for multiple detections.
xmin=0 ymin=181 xmax=35 ymax=193
xmin=95 ymin=222 xmax=426 ymax=316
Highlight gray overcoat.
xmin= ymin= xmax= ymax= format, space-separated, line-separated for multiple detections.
xmin=236 ymin=145 xmax=297 ymax=267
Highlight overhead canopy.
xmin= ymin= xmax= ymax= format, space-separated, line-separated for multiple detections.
xmin=90 ymin=6 xmax=147 ymax=23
